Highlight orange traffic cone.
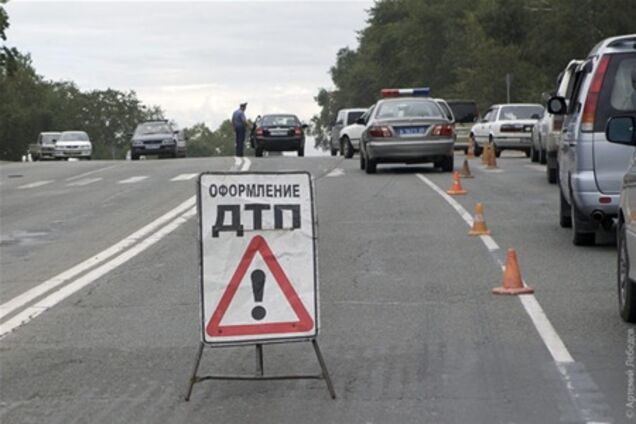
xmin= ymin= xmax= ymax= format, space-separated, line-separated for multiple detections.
xmin=481 ymin=144 xmax=490 ymax=165
xmin=460 ymin=159 xmax=474 ymax=178
xmin=447 ymin=171 xmax=467 ymax=195
xmin=492 ymin=249 xmax=534 ymax=295
xmin=486 ymin=146 xmax=499 ymax=169
xmin=469 ymin=203 xmax=490 ymax=236
xmin=467 ymin=139 xmax=475 ymax=159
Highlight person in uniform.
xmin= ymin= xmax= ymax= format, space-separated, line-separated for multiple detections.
xmin=231 ymin=102 xmax=248 ymax=157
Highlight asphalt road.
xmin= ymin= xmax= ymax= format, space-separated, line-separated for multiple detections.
xmin=0 ymin=153 xmax=630 ymax=423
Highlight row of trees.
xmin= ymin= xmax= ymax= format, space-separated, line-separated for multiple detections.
xmin=312 ymin=0 xmax=636 ymax=146
xmin=0 ymin=2 xmax=235 ymax=161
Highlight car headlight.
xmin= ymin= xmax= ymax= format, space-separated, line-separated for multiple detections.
xmin=162 ymin=138 xmax=175 ymax=145
xmin=132 ymin=140 xmax=143 ymax=146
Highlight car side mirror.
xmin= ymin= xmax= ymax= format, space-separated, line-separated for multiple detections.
xmin=606 ymin=116 xmax=636 ymax=145
xmin=531 ymin=114 xmax=541 ymax=120
xmin=356 ymin=118 xmax=365 ymax=125
xmin=336 ymin=121 xmax=343 ymax=126
xmin=547 ymin=96 xmax=567 ymax=115
xmin=301 ymin=124 xmax=309 ymax=129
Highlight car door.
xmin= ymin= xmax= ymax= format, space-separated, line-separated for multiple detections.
xmin=473 ymin=109 xmax=494 ymax=144
xmin=624 ymin=153 xmax=636 ymax=277
xmin=331 ymin=111 xmax=345 ymax=149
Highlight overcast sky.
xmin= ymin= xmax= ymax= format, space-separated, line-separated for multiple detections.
xmin=5 ymin=0 xmax=373 ymax=128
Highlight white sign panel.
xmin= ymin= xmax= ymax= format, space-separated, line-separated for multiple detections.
xmin=198 ymin=172 xmax=317 ymax=345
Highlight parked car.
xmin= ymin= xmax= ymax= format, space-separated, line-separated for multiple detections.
xmin=607 ymin=117 xmax=636 ymax=322
xmin=359 ymin=88 xmax=455 ymax=174
xmin=447 ymin=100 xmax=479 ymax=154
xmin=339 ymin=107 xmax=372 ymax=159
xmin=470 ymin=103 xmax=544 ymax=157
xmin=530 ymin=111 xmax=549 ymax=164
xmin=54 ymin=131 xmax=92 ymax=160
xmin=253 ymin=114 xmax=307 ymax=157
xmin=28 ymin=132 xmax=61 ymax=161
xmin=549 ymin=34 xmax=636 ymax=245
xmin=330 ymin=108 xmax=367 ymax=156
xmin=130 ymin=120 xmax=187 ymax=160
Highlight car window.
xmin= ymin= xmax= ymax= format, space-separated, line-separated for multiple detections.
xmin=59 ymin=132 xmax=89 ymax=141
xmin=436 ymin=101 xmax=454 ymax=121
xmin=448 ymin=102 xmax=478 ymax=123
xmin=346 ymin=111 xmax=365 ymax=125
xmin=595 ymin=52 xmax=636 ymax=131
xmin=498 ymin=105 xmax=544 ymax=120
xmin=376 ymin=100 xmax=443 ymax=119
xmin=135 ymin=122 xmax=171 ymax=135
xmin=262 ymin=115 xmax=299 ymax=126
xmin=568 ymin=67 xmax=589 ymax=114
xmin=42 ymin=134 xmax=59 ymax=144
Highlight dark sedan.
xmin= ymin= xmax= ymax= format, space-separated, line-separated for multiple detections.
xmin=252 ymin=114 xmax=307 ymax=157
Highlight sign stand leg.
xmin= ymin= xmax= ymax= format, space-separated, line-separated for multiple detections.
xmin=185 ymin=342 xmax=204 ymax=402
xmin=255 ymin=344 xmax=264 ymax=377
xmin=312 ymin=339 xmax=336 ymax=400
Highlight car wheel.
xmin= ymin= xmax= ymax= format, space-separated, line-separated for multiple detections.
xmin=473 ymin=142 xmax=482 ymax=157
xmin=559 ymin=188 xmax=572 ymax=228
xmin=530 ymin=145 xmax=539 ymax=162
xmin=131 ymin=153 xmax=139 ymax=161
xmin=360 ymin=151 xmax=366 ymax=170
xmin=342 ymin=137 xmax=353 ymax=159
xmin=571 ymin=202 xmax=595 ymax=246
xmin=330 ymin=147 xmax=337 ymax=156
xmin=539 ymin=149 xmax=547 ymax=164
xmin=494 ymin=147 xmax=502 ymax=158
xmin=547 ymin=164 xmax=557 ymax=184
xmin=365 ymin=158 xmax=377 ymax=174
xmin=255 ymin=146 xmax=264 ymax=157
xmin=298 ymin=146 xmax=305 ymax=157
xmin=618 ymin=219 xmax=636 ymax=322
xmin=441 ymin=155 xmax=454 ymax=172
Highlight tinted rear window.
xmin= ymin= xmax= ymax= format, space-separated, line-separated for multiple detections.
xmin=595 ymin=52 xmax=636 ymax=131
xmin=448 ymin=102 xmax=478 ymax=123
xmin=262 ymin=115 xmax=299 ymax=126
xmin=498 ymin=105 xmax=544 ymax=120
xmin=346 ymin=111 xmax=365 ymax=125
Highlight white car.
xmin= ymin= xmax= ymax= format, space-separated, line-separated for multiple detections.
xmin=339 ymin=107 xmax=372 ymax=158
xmin=330 ymin=108 xmax=367 ymax=156
xmin=470 ymin=103 xmax=544 ymax=157
xmin=54 ymin=131 xmax=93 ymax=160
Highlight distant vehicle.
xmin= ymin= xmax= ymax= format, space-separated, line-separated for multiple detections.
xmin=28 ymin=132 xmax=61 ymax=161
xmin=447 ymin=100 xmax=479 ymax=154
xmin=54 ymin=131 xmax=92 ymax=160
xmin=130 ymin=120 xmax=187 ymax=160
xmin=549 ymin=34 xmax=636 ymax=245
xmin=606 ymin=117 xmax=636 ymax=322
xmin=330 ymin=108 xmax=367 ymax=156
xmin=359 ymin=87 xmax=455 ymax=174
xmin=470 ymin=103 xmax=544 ymax=157
xmin=532 ymin=60 xmax=583 ymax=184
xmin=338 ymin=107 xmax=372 ymax=159
xmin=253 ymin=114 xmax=307 ymax=157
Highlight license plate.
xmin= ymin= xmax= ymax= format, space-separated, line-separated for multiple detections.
xmin=270 ymin=130 xmax=288 ymax=136
xmin=145 ymin=144 xmax=159 ymax=150
xmin=397 ymin=126 xmax=427 ymax=136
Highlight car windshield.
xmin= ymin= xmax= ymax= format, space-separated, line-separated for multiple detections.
xmin=42 ymin=134 xmax=60 ymax=144
xmin=135 ymin=122 xmax=171 ymax=135
xmin=262 ymin=115 xmax=299 ymax=127
xmin=448 ymin=102 xmax=478 ymax=123
xmin=59 ymin=132 xmax=89 ymax=141
xmin=498 ymin=105 xmax=544 ymax=120
xmin=347 ymin=111 xmax=365 ymax=125
xmin=376 ymin=99 xmax=444 ymax=119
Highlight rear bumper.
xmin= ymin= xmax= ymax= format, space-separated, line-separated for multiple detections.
xmin=54 ymin=150 xmax=91 ymax=158
xmin=366 ymin=139 xmax=454 ymax=161
xmin=257 ymin=137 xmax=302 ymax=151
xmin=132 ymin=145 xmax=177 ymax=156
xmin=570 ymin=170 xmax=619 ymax=223
xmin=492 ymin=135 xmax=532 ymax=149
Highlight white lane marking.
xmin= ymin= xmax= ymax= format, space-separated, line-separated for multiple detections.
xmin=119 ymin=176 xmax=148 ymax=184
xmin=171 ymin=173 xmax=198 ymax=181
xmin=17 ymin=180 xmax=54 ymax=189
xmin=66 ymin=165 xmax=120 ymax=182
xmin=416 ymin=173 xmax=575 ymax=365
xmin=416 ymin=174 xmax=474 ymax=226
xmin=0 ymin=196 xmax=196 ymax=321
xmin=240 ymin=157 xmax=251 ymax=172
xmin=0 ymin=208 xmax=197 ymax=338
xmin=482 ymin=168 xmax=504 ymax=173
xmin=66 ymin=177 xmax=102 ymax=187
xmin=326 ymin=168 xmax=345 ymax=178
xmin=234 ymin=157 xmax=242 ymax=168
xmin=480 ymin=235 xmax=500 ymax=252
xmin=525 ymin=164 xmax=545 ymax=172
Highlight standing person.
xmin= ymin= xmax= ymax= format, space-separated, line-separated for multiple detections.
xmin=231 ymin=102 xmax=248 ymax=157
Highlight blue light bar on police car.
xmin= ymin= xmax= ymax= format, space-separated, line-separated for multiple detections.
xmin=381 ymin=87 xmax=431 ymax=98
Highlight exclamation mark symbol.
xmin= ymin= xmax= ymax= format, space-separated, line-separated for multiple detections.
xmin=251 ymin=269 xmax=266 ymax=321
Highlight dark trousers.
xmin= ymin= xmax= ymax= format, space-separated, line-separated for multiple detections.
xmin=235 ymin=127 xmax=246 ymax=157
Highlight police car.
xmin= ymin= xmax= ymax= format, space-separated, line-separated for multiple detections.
xmin=359 ymin=88 xmax=456 ymax=174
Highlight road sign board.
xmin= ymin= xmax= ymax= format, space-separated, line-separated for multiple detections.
xmin=198 ymin=172 xmax=317 ymax=345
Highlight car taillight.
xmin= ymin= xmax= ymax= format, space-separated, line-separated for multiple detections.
xmin=256 ymin=128 xmax=263 ymax=136
xmin=553 ymin=117 xmax=563 ymax=132
xmin=294 ymin=127 xmax=302 ymax=136
xmin=581 ymin=55 xmax=610 ymax=132
xmin=431 ymin=124 xmax=454 ymax=137
xmin=368 ymin=126 xmax=393 ymax=137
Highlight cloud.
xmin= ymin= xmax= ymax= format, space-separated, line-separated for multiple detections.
xmin=5 ymin=1 xmax=373 ymax=127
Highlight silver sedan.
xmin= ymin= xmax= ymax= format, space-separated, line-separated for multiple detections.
xmin=359 ymin=95 xmax=455 ymax=174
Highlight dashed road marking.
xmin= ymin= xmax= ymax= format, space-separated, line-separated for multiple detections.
xmin=67 ymin=177 xmax=102 ymax=187
xmin=326 ymin=168 xmax=345 ymax=177
xmin=171 ymin=173 xmax=198 ymax=181
xmin=119 ymin=176 xmax=149 ymax=184
xmin=17 ymin=180 xmax=54 ymax=189
xmin=66 ymin=164 xmax=120 ymax=182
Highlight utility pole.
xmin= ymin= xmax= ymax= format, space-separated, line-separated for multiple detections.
xmin=505 ymin=73 xmax=512 ymax=103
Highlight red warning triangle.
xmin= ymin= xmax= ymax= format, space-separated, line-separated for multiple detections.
xmin=206 ymin=235 xmax=314 ymax=337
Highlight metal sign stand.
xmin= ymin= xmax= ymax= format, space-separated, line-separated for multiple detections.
xmin=185 ymin=339 xmax=336 ymax=401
